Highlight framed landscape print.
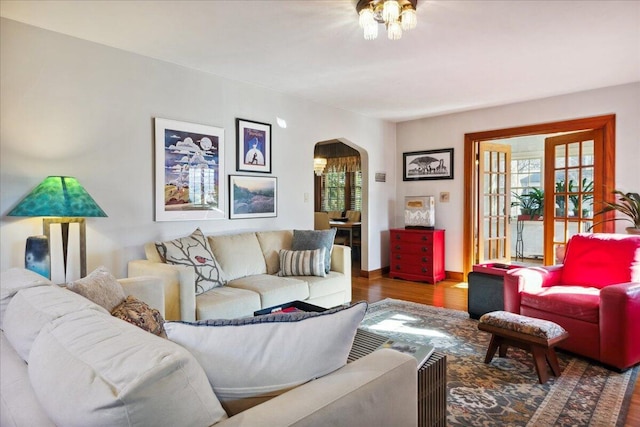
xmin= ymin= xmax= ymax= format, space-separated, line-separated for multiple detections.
xmin=236 ymin=118 xmax=271 ymax=173
xmin=403 ymin=148 xmax=454 ymax=181
xmin=229 ymin=175 xmax=277 ymax=219
xmin=154 ymin=118 xmax=225 ymax=221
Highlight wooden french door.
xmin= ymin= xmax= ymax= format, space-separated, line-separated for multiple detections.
xmin=544 ymin=129 xmax=606 ymax=264
xmin=477 ymin=142 xmax=511 ymax=263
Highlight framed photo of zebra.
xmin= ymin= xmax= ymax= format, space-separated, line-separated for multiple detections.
xmin=403 ymin=148 xmax=454 ymax=181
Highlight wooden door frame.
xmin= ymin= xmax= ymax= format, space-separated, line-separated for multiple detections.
xmin=463 ymin=114 xmax=615 ymax=279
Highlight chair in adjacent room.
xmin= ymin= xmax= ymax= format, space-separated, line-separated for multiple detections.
xmin=314 ymin=212 xmax=348 ymax=245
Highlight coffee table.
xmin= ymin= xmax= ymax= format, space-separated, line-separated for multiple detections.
xmin=348 ymin=329 xmax=447 ymax=427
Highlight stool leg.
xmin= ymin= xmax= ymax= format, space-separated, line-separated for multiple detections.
xmin=546 ymin=348 xmax=562 ymax=377
xmin=484 ymin=335 xmax=502 ymax=363
xmin=498 ymin=343 xmax=508 ymax=358
xmin=531 ymin=345 xmax=550 ymax=384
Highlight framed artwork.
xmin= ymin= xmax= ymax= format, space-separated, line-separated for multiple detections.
xmin=229 ymin=175 xmax=277 ymax=219
xmin=403 ymin=148 xmax=454 ymax=181
xmin=236 ymin=118 xmax=271 ymax=173
xmin=154 ymin=118 xmax=225 ymax=221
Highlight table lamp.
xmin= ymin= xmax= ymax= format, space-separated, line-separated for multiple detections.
xmin=7 ymin=176 xmax=107 ymax=279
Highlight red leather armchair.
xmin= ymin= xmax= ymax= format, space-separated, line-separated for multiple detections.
xmin=504 ymin=233 xmax=640 ymax=370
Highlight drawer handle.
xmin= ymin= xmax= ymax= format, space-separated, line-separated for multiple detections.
xmin=422 ymin=247 xmax=428 ymax=252
xmin=395 ymin=265 xmax=402 ymax=270
xmin=395 ymin=245 xmax=401 ymax=250
xmin=395 ymin=254 xmax=402 ymax=259
xmin=421 ymin=236 xmax=427 ymax=241
xmin=422 ymin=267 xmax=428 ymax=273
xmin=395 ymin=234 xmax=401 ymax=239
xmin=422 ymin=257 xmax=428 ymax=262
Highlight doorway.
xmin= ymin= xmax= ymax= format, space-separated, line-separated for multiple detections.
xmin=463 ymin=115 xmax=616 ymax=278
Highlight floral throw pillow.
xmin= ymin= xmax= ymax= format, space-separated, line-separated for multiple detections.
xmin=111 ymin=295 xmax=166 ymax=336
xmin=156 ymin=228 xmax=227 ymax=295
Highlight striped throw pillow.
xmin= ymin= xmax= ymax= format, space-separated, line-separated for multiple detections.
xmin=278 ymin=248 xmax=326 ymax=277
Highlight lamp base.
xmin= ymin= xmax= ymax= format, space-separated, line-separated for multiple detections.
xmin=25 ymin=235 xmax=51 ymax=279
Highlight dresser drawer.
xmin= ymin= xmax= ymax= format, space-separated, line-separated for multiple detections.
xmin=390 ymin=252 xmax=432 ymax=264
xmin=390 ymin=230 xmax=433 ymax=245
xmin=391 ymin=242 xmax=433 ymax=254
xmin=390 ymin=262 xmax=432 ymax=276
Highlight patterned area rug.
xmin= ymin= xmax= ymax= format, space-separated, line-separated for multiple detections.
xmin=360 ymin=299 xmax=638 ymax=427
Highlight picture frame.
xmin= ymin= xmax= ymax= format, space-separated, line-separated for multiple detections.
xmin=236 ymin=118 xmax=272 ymax=173
xmin=154 ymin=117 xmax=225 ymax=221
xmin=403 ymin=148 xmax=454 ymax=181
xmin=229 ymin=175 xmax=277 ymax=219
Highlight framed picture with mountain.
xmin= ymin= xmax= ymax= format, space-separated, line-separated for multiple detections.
xmin=154 ymin=117 xmax=225 ymax=221
xmin=229 ymin=175 xmax=277 ymax=219
xmin=403 ymin=148 xmax=454 ymax=181
xmin=236 ymin=118 xmax=272 ymax=173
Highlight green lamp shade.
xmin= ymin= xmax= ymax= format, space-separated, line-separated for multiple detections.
xmin=8 ymin=176 xmax=107 ymax=218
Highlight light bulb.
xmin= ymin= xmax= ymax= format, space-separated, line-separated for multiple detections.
xmin=363 ymin=22 xmax=379 ymax=40
xmin=401 ymin=6 xmax=417 ymax=30
xmin=387 ymin=20 xmax=402 ymax=40
xmin=382 ymin=0 xmax=400 ymax=23
xmin=359 ymin=6 xmax=375 ymax=29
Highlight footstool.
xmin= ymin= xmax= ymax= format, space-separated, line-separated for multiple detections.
xmin=478 ymin=311 xmax=569 ymax=384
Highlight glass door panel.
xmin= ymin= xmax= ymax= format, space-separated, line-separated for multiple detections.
xmin=478 ymin=142 xmax=511 ymax=263
xmin=544 ymin=130 xmax=602 ymax=265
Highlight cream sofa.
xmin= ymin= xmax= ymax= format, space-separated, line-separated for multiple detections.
xmin=0 ymin=268 xmax=417 ymax=427
xmin=128 ymin=230 xmax=352 ymax=321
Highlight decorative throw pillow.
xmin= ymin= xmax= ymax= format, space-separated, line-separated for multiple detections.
xmin=291 ymin=229 xmax=337 ymax=274
xmin=67 ymin=266 xmax=126 ymax=312
xmin=277 ymin=248 xmax=326 ymax=277
xmin=155 ymin=228 xmax=227 ymax=295
xmin=164 ymin=301 xmax=367 ymax=416
xmin=111 ymin=295 xmax=165 ymax=336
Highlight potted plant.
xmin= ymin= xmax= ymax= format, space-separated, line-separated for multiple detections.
xmin=512 ymin=187 xmax=544 ymax=219
xmin=568 ymin=178 xmax=594 ymax=217
xmin=591 ymin=190 xmax=640 ymax=234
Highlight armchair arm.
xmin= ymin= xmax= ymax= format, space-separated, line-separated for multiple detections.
xmin=599 ymin=282 xmax=640 ymax=370
xmin=127 ymin=260 xmax=195 ymax=322
xmin=118 ymin=276 xmax=166 ymax=318
xmin=504 ymin=265 xmax=563 ymax=313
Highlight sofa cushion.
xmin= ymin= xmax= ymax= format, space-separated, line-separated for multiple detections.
xmin=561 ymin=233 xmax=640 ymax=289
xmin=0 ymin=268 xmax=53 ymax=330
xmin=0 ymin=331 xmax=56 ymax=427
xmin=292 ymin=229 xmax=337 ymax=274
xmin=196 ymin=286 xmax=262 ymax=320
xmin=164 ymin=301 xmax=367 ymax=416
xmin=520 ymin=286 xmax=601 ymax=323
xmin=209 ymin=232 xmax=267 ymax=281
xmin=3 ymin=285 xmax=108 ymax=362
xmin=278 ymin=248 xmax=326 ymax=277
xmin=67 ymin=266 xmax=126 ymax=312
xmin=111 ymin=295 xmax=165 ymax=336
xmin=227 ymin=274 xmax=309 ymax=309
xmin=156 ymin=228 xmax=227 ymax=295
xmin=28 ymin=309 xmax=227 ymax=427
xmin=305 ymin=271 xmax=348 ymax=299
xmin=256 ymin=230 xmax=294 ymax=274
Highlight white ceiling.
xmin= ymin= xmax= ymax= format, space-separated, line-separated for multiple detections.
xmin=2 ymin=0 xmax=639 ymax=122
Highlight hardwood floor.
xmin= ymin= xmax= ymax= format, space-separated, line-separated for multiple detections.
xmin=351 ymin=271 xmax=640 ymax=427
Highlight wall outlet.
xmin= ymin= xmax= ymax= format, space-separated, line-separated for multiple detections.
xmin=304 ymin=192 xmax=309 ymax=203
xmin=440 ymin=192 xmax=450 ymax=203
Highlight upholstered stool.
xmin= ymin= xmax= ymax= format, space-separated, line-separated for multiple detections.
xmin=478 ymin=311 xmax=569 ymax=384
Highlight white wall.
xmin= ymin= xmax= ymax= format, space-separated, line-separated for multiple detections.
xmin=397 ymin=82 xmax=640 ymax=273
xmin=0 ymin=19 xmax=397 ymax=282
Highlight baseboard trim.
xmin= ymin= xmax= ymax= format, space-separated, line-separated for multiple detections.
xmin=359 ymin=268 xmax=463 ymax=281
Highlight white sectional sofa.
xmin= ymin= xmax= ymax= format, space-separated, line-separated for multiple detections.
xmin=0 ymin=268 xmax=418 ymax=427
xmin=128 ymin=230 xmax=352 ymax=321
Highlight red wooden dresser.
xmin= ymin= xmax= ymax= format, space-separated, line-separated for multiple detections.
xmin=389 ymin=228 xmax=445 ymax=283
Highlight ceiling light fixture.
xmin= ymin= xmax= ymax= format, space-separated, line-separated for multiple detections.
xmin=313 ymin=158 xmax=327 ymax=176
xmin=357 ymin=0 xmax=418 ymax=41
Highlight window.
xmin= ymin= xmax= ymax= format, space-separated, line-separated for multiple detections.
xmin=510 ymin=158 xmax=542 ymax=216
xmin=321 ymin=171 xmax=362 ymax=212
